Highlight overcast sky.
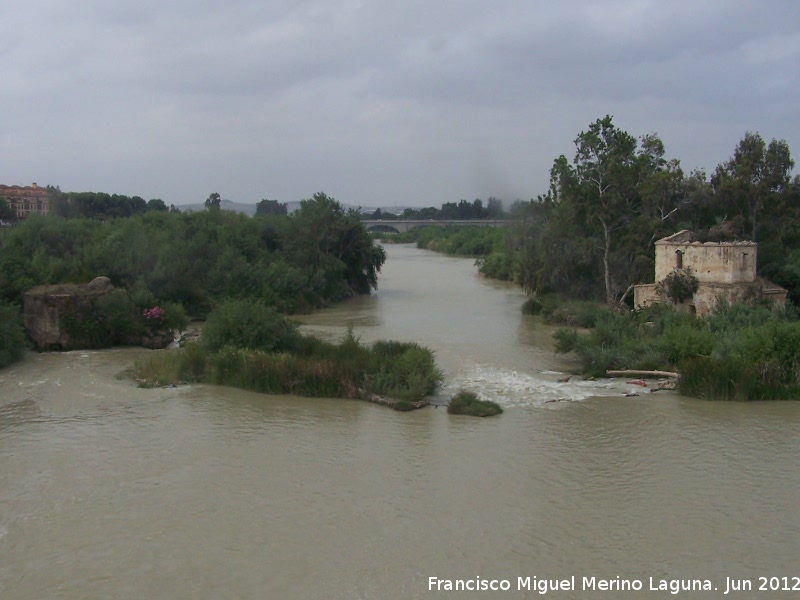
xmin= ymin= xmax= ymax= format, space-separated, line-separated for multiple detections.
xmin=2 ymin=1 xmax=798 ymax=208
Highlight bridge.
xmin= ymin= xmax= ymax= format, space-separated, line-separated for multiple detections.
xmin=360 ymin=219 xmax=510 ymax=233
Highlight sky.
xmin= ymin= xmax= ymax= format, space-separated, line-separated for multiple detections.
xmin=2 ymin=1 xmax=799 ymax=208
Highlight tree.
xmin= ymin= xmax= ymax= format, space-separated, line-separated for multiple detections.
xmin=255 ymin=199 xmax=288 ymax=216
xmin=549 ymin=116 xmax=640 ymax=304
xmin=147 ymin=198 xmax=168 ymax=212
xmin=205 ymin=192 xmax=221 ymax=211
xmin=486 ymin=197 xmax=505 ymax=219
xmin=0 ymin=197 xmax=15 ymax=222
xmin=288 ymin=192 xmax=386 ymax=297
xmin=711 ymin=132 xmax=795 ymax=240
xmin=532 ymin=116 xmax=687 ymax=304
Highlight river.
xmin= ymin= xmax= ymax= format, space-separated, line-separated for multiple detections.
xmin=1 ymin=243 xmax=798 ymax=599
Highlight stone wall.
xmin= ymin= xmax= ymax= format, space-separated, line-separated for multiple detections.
xmin=654 ymin=232 xmax=757 ymax=284
xmin=23 ymin=277 xmax=114 ymax=350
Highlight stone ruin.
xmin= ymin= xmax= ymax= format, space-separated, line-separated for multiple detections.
xmin=23 ymin=277 xmax=173 ymax=350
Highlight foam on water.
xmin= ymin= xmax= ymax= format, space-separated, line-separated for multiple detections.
xmin=443 ymin=363 xmax=647 ymax=407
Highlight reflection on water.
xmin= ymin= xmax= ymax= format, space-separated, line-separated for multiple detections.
xmin=1 ymin=244 xmax=799 ymax=599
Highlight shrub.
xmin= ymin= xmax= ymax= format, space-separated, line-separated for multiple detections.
xmin=553 ymin=328 xmax=579 ymax=353
xmin=659 ymin=324 xmax=715 ymax=365
xmin=159 ymin=302 xmax=190 ymax=333
xmin=0 ymin=301 xmax=26 ymax=368
xmin=658 ymin=269 xmax=699 ymax=303
xmin=522 ymin=297 xmax=543 ymax=315
xmin=96 ymin=289 xmax=145 ymax=342
xmin=542 ymin=299 xmax=604 ymax=328
xmin=477 ymin=251 xmax=514 ymax=281
xmin=365 ymin=341 xmax=443 ymax=400
xmin=447 ymin=390 xmax=503 ymax=417
xmin=202 ymin=298 xmax=301 ymax=353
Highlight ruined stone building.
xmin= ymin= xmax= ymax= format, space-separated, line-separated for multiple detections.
xmin=0 ymin=183 xmax=51 ymax=218
xmin=634 ymin=230 xmax=787 ymax=315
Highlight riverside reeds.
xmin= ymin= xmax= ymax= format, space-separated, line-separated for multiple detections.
xmin=553 ymin=301 xmax=800 ymax=401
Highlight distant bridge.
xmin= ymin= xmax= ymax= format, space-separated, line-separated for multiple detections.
xmin=360 ymin=219 xmax=510 ymax=233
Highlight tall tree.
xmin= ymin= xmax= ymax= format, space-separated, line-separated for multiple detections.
xmin=711 ymin=132 xmax=795 ymax=240
xmin=288 ymin=193 xmax=386 ymax=296
xmin=551 ymin=116 xmax=639 ymax=304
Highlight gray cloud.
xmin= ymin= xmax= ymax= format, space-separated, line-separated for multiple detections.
xmin=1 ymin=0 xmax=798 ymax=207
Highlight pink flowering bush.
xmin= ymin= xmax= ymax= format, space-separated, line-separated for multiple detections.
xmin=143 ymin=306 xmax=165 ymax=323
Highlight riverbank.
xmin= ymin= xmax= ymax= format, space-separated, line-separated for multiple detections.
xmin=552 ymin=301 xmax=800 ymax=401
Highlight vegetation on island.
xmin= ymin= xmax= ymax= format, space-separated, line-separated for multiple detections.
xmin=133 ymin=300 xmax=443 ymax=408
xmin=0 ymin=192 xmax=385 ymax=316
xmin=447 ymin=390 xmax=503 ymax=417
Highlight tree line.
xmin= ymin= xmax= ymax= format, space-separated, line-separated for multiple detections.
xmin=0 ymin=192 xmax=385 ymax=316
xmin=365 ymin=197 xmax=507 ymax=221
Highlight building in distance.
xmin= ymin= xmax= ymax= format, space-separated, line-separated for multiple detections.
xmin=0 ymin=183 xmax=51 ymax=219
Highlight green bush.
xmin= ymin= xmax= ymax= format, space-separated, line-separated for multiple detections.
xmin=0 ymin=301 xmax=26 ymax=368
xmin=202 ymin=298 xmax=301 ymax=353
xmin=159 ymin=302 xmax=190 ymax=333
xmin=96 ymin=289 xmax=145 ymax=341
xmin=658 ymin=269 xmax=699 ymax=303
xmin=552 ymin=328 xmax=579 ymax=353
xmin=659 ymin=324 xmax=715 ymax=365
xmin=447 ymin=390 xmax=503 ymax=417
xmin=477 ymin=250 xmax=514 ymax=281
xmin=522 ymin=297 xmax=543 ymax=315
xmin=542 ymin=298 xmax=604 ymax=328
xmin=365 ymin=341 xmax=444 ymax=400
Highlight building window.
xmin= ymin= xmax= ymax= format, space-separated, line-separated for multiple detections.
xmin=676 ymin=249 xmax=683 ymax=270
xmin=741 ymin=253 xmax=748 ymax=270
